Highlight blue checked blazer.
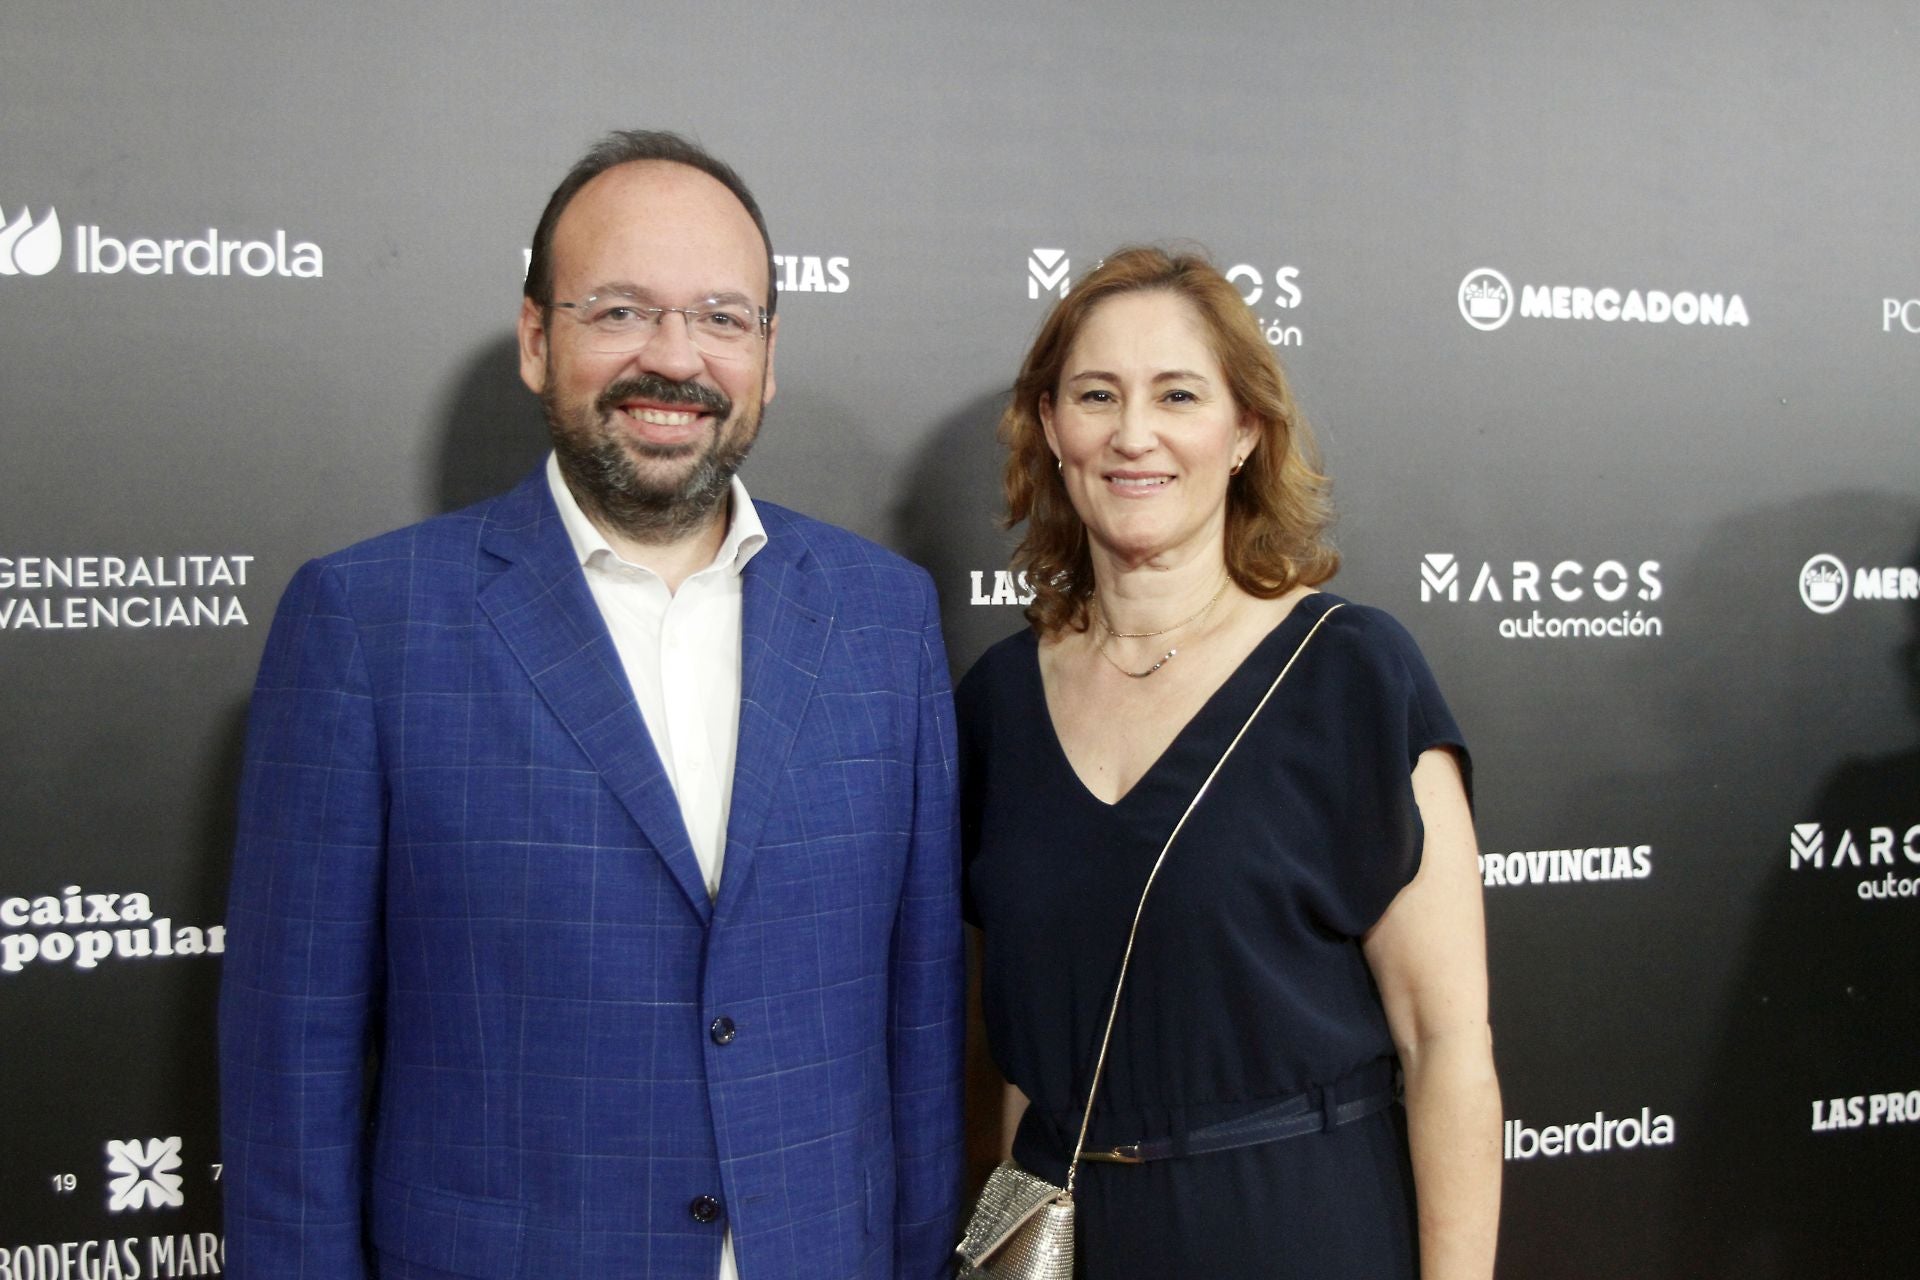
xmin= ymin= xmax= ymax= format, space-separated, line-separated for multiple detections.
xmin=218 ymin=465 xmax=965 ymax=1279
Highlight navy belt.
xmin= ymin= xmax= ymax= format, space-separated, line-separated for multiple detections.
xmin=1079 ymin=1060 xmax=1398 ymax=1165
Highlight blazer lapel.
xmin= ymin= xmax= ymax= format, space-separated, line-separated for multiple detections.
xmin=714 ymin=521 xmax=832 ymax=921
xmin=477 ymin=468 xmax=713 ymax=923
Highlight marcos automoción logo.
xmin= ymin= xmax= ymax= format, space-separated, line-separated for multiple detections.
xmin=1789 ymin=822 xmax=1920 ymax=901
xmin=1028 ymin=248 xmax=1305 ymax=345
xmin=1419 ymin=552 xmax=1664 ymax=640
xmin=1027 ymin=248 xmax=1070 ymax=299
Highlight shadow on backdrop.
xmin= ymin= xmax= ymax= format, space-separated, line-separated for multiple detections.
xmin=168 ymin=694 xmax=251 ymax=1151
xmin=736 ymin=386 xmax=887 ymax=546
xmin=431 ymin=333 xmax=549 ymax=514
xmin=1661 ymin=501 xmax=1920 ymax=1278
xmin=891 ymin=387 xmax=1023 ymax=681
xmin=1473 ymin=492 xmax=1920 ymax=1278
xmin=891 ymin=385 xmax=1023 ymax=1193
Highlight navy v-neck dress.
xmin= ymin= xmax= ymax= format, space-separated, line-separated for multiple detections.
xmin=959 ymin=593 xmax=1468 ymax=1278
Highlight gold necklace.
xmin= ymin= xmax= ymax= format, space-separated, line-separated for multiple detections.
xmin=1095 ymin=633 xmax=1180 ymax=679
xmin=1096 ymin=577 xmax=1229 ymax=638
xmin=1092 ymin=580 xmax=1229 ymax=678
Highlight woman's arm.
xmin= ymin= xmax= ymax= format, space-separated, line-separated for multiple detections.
xmin=965 ymin=925 xmax=1033 ymax=1177
xmin=1000 ymin=1083 xmax=1029 ymax=1162
xmin=1363 ymin=747 xmax=1502 ymax=1280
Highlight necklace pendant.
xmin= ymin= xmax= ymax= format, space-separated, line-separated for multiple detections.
xmin=1128 ymin=646 xmax=1177 ymax=678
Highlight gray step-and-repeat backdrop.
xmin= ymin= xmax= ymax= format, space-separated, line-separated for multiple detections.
xmin=3 ymin=4 xmax=1916 ymax=1276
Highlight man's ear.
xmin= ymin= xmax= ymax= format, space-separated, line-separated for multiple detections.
xmin=516 ymin=297 xmax=549 ymax=395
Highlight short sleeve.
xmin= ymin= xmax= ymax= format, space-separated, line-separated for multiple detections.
xmin=1306 ymin=604 xmax=1470 ymax=936
xmin=1384 ymin=611 xmax=1471 ymax=802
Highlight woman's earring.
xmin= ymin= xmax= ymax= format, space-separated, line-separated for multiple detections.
xmin=1056 ymin=457 xmax=1063 ymax=471
xmin=1229 ymin=458 xmax=1244 ymax=476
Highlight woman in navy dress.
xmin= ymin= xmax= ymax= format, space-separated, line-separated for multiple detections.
xmin=960 ymin=248 xmax=1501 ymax=1277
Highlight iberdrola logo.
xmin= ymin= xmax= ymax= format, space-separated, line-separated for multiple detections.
xmin=0 ymin=207 xmax=62 ymax=276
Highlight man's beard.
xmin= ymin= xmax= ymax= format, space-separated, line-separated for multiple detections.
xmin=543 ymin=371 xmax=761 ymax=545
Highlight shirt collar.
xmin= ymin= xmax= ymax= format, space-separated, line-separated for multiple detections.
xmin=545 ymin=451 xmax=767 ymax=581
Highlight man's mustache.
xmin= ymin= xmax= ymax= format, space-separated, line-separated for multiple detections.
xmin=596 ymin=375 xmax=731 ymax=420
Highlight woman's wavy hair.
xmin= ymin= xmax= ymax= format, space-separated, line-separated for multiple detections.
xmin=1000 ymin=245 xmax=1339 ymax=635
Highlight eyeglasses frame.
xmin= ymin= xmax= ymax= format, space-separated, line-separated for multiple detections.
xmin=548 ymin=291 xmax=771 ymax=360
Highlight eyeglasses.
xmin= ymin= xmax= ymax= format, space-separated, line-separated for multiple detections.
xmin=551 ymin=291 xmax=770 ymax=360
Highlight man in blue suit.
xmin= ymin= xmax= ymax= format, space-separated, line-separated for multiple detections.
xmin=218 ymin=130 xmax=964 ymax=1279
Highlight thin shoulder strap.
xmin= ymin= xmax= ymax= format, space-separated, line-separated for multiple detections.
xmin=1064 ymin=601 xmax=1346 ymax=1196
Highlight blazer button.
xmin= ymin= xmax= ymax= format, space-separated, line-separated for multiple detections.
xmin=689 ymin=1194 xmax=722 ymax=1224
xmin=709 ymin=1016 xmax=737 ymax=1045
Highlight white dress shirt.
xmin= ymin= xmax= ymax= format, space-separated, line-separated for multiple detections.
xmin=546 ymin=452 xmax=766 ymax=1278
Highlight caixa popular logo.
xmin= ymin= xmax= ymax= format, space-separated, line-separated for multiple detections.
xmin=1 ymin=885 xmax=226 ymax=973
xmin=1458 ymin=266 xmax=1749 ymax=330
xmin=1419 ymin=553 xmax=1664 ymax=640
xmin=0 ymin=201 xmax=322 ymax=279
xmin=0 ymin=206 xmax=62 ymax=275
xmin=1789 ymin=823 xmax=1920 ymax=901
xmin=1799 ymin=553 xmax=1919 ymax=614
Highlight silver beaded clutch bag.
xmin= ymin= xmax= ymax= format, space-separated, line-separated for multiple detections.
xmin=955 ymin=1160 xmax=1074 ymax=1279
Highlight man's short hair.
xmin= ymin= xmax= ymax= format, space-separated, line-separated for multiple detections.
xmin=524 ymin=129 xmax=777 ymax=317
